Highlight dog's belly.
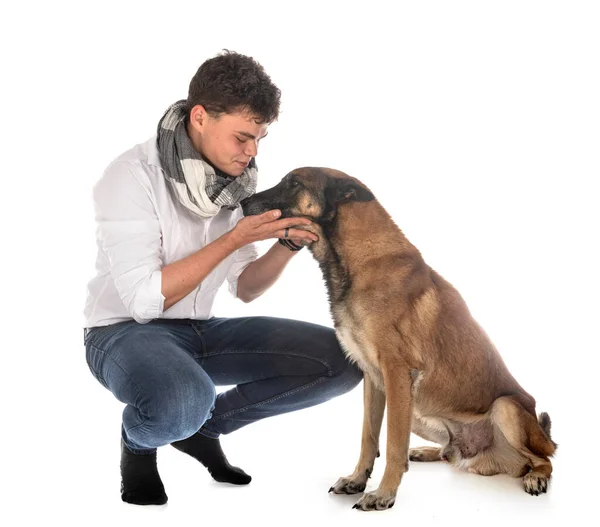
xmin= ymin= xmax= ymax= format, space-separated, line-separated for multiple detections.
xmin=412 ymin=410 xmax=449 ymax=438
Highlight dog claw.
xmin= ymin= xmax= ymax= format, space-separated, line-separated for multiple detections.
xmin=329 ymin=476 xmax=367 ymax=495
xmin=523 ymin=473 xmax=549 ymax=495
xmin=352 ymin=490 xmax=396 ymax=511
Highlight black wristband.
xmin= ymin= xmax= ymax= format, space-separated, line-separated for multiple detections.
xmin=278 ymin=238 xmax=304 ymax=251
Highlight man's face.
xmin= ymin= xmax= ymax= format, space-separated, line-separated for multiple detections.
xmin=193 ymin=108 xmax=269 ymax=176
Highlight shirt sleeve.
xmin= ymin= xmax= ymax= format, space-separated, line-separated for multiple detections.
xmin=93 ymin=161 xmax=165 ymax=324
xmin=226 ymin=210 xmax=259 ymax=298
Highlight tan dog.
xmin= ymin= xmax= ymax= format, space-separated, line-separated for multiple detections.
xmin=241 ymin=167 xmax=557 ymax=511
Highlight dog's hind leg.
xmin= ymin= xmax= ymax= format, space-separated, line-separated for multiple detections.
xmin=491 ymin=396 xmax=556 ymax=495
xmin=409 ymin=416 xmax=449 ymax=462
xmin=329 ymin=373 xmax=385 ymax=495
xmin=408 ymin=446 xmax=442 ymax=462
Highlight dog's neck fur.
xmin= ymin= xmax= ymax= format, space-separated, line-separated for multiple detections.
xmin=310 ymin=199 xmax=425 ymax=307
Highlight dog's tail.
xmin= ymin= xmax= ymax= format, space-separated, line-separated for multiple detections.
xmin=528 ymin=411 xmax=557 ymax=457
xmin=538 ymin=412 xmax=552 ymax=439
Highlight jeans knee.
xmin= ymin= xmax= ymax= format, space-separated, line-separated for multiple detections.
xmin=321 ymin=332 xmax=363 ymax=388
xmin=334 ymin=358 xmax=363 ymax=393
xmin=148 ymin=374 xmax=216 ymax=442
xmin=322 ymin=339 xmax=363 ymax=396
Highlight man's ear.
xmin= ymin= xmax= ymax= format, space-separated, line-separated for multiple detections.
xmin=188 ymin=104 xmax=208 ymax=132
xmin=330 ymin=179 xmax=375 ymax=204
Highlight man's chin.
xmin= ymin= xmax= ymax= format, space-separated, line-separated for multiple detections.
xmin=223 ymin=164 xmax=245 ymax=177
xmin=205 ymin=158 xmax=243 ymax=177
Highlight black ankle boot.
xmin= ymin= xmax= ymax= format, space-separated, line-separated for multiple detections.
xmin=120 ymin=440 xmax=168 ymax=505
xmin=171 ymin=433 xmax=251 ymax=485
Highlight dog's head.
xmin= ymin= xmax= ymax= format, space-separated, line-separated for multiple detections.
xmin=241 ymin=167 xmax=375 ymax=223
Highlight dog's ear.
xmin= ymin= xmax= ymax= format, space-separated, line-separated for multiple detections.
xmin=328 ymin=179 xmax=375 ymax=205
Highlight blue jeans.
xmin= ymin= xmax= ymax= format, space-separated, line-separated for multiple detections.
xmin=84 ymin=317 xmax=362 ymax=454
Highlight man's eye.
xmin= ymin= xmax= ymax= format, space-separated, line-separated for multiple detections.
xmin=235 ymin=137 xmax=246 ymax=143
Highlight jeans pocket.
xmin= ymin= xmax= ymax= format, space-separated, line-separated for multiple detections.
xmin=84 ymin=324 xmax=116 ymax=345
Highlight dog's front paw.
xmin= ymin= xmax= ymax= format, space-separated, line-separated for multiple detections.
xmin=523 ymin=472 xmax=549 ymax=496
xmin=329 ymin=475 xmax=367 ymax=495
xmin=352 ymin=488 xmax=396 ymax=511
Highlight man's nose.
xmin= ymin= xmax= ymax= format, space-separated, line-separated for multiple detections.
xmin=245 ymin=141 xmax=258 ymax=157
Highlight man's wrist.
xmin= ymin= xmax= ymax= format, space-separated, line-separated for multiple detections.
xmin=278 ymin=238 xmax=304 ymax=252
xmin=222 ymin=230 xmax=242 ymax=252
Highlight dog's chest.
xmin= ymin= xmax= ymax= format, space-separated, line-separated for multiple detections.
xmin=336 ymin=325 xmax=366 ymax=366
xmin=334 ymin=305 xmax=381 ymax=382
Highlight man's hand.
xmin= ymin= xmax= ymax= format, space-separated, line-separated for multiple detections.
xmin=230 ymin=210 xmax=318 ymax=249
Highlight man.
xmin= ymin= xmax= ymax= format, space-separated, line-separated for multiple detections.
xmin=83 ymin=50 xmax=362 ymax=505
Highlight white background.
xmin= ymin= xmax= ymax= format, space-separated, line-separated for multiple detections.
xmin=1 ymin=1 xmax=598 ymax=525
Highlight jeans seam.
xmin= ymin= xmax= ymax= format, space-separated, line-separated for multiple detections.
xmin=190 ymin=324 xmax=208 ymax=361
xmin=124 ymin=420 xmax=150 ymax=438
xmin=198 ymin=425 xmax=220 ymax=439
xmin=203 ymin=349 xmax=334 ymax=375
xmin=210 ymin=376 xmax=329 ymax=421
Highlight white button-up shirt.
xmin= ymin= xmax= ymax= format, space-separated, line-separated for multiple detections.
xmin=83 ymin=136 xmax=258 ymax=327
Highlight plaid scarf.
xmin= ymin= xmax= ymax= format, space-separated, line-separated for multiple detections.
xmin=156 ymin=100 xmax=258 ymax=218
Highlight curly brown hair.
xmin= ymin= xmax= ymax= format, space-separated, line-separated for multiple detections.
xmin=187 ymin=50 xmax=281 ymax=124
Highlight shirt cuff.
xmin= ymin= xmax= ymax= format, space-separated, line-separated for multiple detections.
xmin=130 ymin=269 xmax=165 ymax=323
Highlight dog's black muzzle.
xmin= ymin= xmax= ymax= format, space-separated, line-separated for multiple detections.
xmin=240 ymin=196 xmax=268 ymax=217
xmin=239 ymin=197 xmax=252 ymax=216
xmin=240 ymin=187 xmax=288 ymax=217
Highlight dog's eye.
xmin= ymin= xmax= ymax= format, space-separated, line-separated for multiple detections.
xmin=290 ymin=180 xmax=300 ymax=188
